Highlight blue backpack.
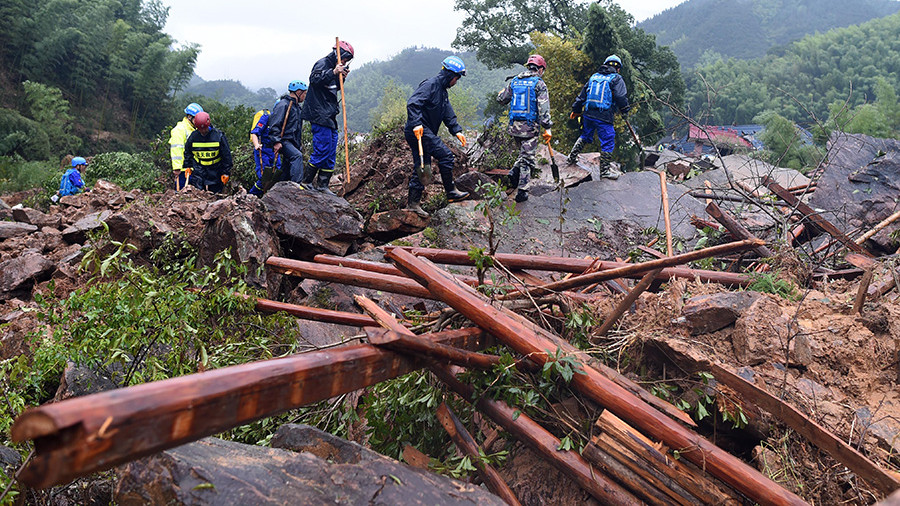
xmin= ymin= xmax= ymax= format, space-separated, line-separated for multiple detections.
xmin=508 ymin=76 xmax=540 ymax=122
xmin=585 ymin=73 xmax=616 ymax=111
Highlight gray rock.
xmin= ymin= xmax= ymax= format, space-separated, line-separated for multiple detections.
xmin=263 ymin=182 xmax=364 ymax=257
xmin=454 ymin=171 xmax=495 ymax=198
xmin=0 ymin=252 xmax=55 ymax=300
xmin=682 ymin=292 xmax=764 ymax=335
xmin=12 ymin=207 xmax=62 ymax=228
xmin=54 ymin=361 xmax=119 ymax=401
xmin=366 ymin=209 xmax=429 ymax=240
xmin=61 ymin=210 xmax=112 ymax=244
xmin=115 ymin=437 xmax=505 ymax=506
xmin=0 ymin=221 xmax=38 ymax=239
xmin=271 ymin=424 xmax=380 ymax=464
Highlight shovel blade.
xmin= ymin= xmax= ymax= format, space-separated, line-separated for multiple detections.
xmin=415 ymin=164 xmax=433 ymax=186
xmin=259 ymin=165 xmax=283 ymax=193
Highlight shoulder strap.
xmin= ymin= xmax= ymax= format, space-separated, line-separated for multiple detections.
xmin=280 ymin=100 xmax=293 ymax=137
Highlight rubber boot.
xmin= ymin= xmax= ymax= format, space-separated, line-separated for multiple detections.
xmin=301 ymin=162 xmax=317 ymax=189
xmin=505 ymin=165 xmax=520 ymax=189
xmin=567 ymin=138 xmax=586 ymax=165
xmin=313 ymin=171 xmax=335 ymax=196
xmin=404 ymin=188 xmax=430 ymax=218
xmin=598 ymin=153 xmax=620 ymax=180
xmin=515 ymin=189 xmax=529 ymax=203
xmin=446 ymin=186 xmax=469 ymax=203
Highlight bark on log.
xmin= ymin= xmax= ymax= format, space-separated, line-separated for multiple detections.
xmin=238 ymin=293 xmax=377 ymax=327
xmin=582 ymin=442 xmax=679 ymax=505
xmin=266 ymin=256 xmax=435 ymax=299
xmin=386 ymin=248 xmax=806 ymax=506
xmin=596 ymin=269 xmax=663 ymax=337
xmin=705 ymin=202 xmax=775 ymax=258
xmin=11 ymin=328 xmax=488 ymax=488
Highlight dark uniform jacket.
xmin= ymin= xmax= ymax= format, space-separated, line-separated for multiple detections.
xmin=571 ymin=64 xmax=630 ymax=124
xmin=404 ymin=68 xmax=463 ymax=137
xmin=300 ymin=52 xmax=343 ymax=129
xmin=267 ymin=95 xmax=303 ymax=147
xmin=184 ymin=127 xmax=233 ymax=186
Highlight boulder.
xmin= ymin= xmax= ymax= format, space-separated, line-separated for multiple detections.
xmin=0 ymin=252 xmax=55 ymax=300
xmin=681 ymin=292 xmax=763 ymax=334
xmin=454 ymin=171 xmax=495 ymax=198
xmin=366 ymin=209 xmax=429 ymax=240
xmin=53 ymin=361 xmax=119 ymax=402
xmin=263 ymin=182 xmax=364 ymax=257
xmin=61 ymin=210 xmax=112 ymax=244
xmin=114 ymin=436 xmax=505 ymax=506
xmin=199 ymin=196 xmax=280 ymax=288
xmin=731 ymin=296 xmax=810 ymax=366
xmin=270 ymin=424 xmax=380 ymax=463
xmin=12 ymin=207 xmax=62 ymax=229
xmin=808 ymin=133 xmax=900 ymax=252
xmin=0 ymin=221 xmax=38 ymax=239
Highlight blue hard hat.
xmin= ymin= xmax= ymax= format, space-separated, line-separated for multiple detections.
xmin=184 ymin=103 xmax=203 ymax=116
xmin=442 ymin=56 xmax=466 ymax=76
xmin=288 ymin=80 xmax=308 ymax=92
xmin=604 ymin=55 xmax=623 ymax=68
xmin=71 ymin=156 xmax=87 ymax=167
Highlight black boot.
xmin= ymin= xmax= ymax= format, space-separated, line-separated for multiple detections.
xmin=598 ymin=152 xmax=621 ymax=180
xmin=515 ymin=189 xmax=529 ymax=202
xmin=301 ymin=162 xmax=317 ymax=189
xmin=505 ymin=165 xmax=521 ymax=189
xmin=313 ymin=170 xmax=335 ymax=196
xmin=446 ymin=186 xmax=469 ymax=203
xmin=404 ymin=188 xmax=430 ymax=218
xmin=567 ymin=138 xmax=586 ymax=165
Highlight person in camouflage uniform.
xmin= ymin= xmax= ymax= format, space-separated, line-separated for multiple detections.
xmin=496 ymin=54 xmax=552 ymax=203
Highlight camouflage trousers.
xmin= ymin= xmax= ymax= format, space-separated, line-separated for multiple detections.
xmin=509 ymin=134 xmax=540 ymax=189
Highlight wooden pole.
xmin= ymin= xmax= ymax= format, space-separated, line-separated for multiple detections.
xmin=385 ymin=248 xmax=806 ymax=506
xmin=384 ymin=246 xmax=754 ymax=287
xmin=11 ymin=327 xmax=488 ymax=488
xmin=659 ymin=170 xmax=674 ymax=256
xmin=853 ymin=269 xmax=875 ymax=314
xmin=581 ymin=443 xmax=677 ymax=505
xmin=237 ymin=293 xmax=377 ymax=327
xmin=705 ymin=201 xmax=776 ymax=258
xmin=855 ymin=208 xmax=900 ymax=245
xmin=266 ymin=256 xmax=435 ymax=300
xmin=436 ymin=403 xmax=522 ymax=506
xmin=336 ymin=37 xmax=351 ymax=196
xmin=596 ymin=268 xmax=663 ymax=337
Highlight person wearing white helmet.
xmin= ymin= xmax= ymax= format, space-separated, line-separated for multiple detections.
xmin=169 ymin=102 xmax=203 ymax=190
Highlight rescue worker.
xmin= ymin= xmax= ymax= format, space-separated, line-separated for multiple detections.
xmin=496 ymin=54 xmax=552 ymax=203
xmin=403 ymin=56 xmax=470 ymax=218
xmin=268 ymin=80 xmax=308 ymax=186
xmin=248 ymin=106 xmax=280 ymax=196
xmin=54 ymin=157 xmax=87 ymax=200
xmin=567 ymin=54 xmax=630 ymax=179
xmin=183 ymin=111 xmax=233 ymax=194
xmin=300 ymin=41 xmax=354 ymax=196
xmin=169 ymin=102 xmax=203 ymax=190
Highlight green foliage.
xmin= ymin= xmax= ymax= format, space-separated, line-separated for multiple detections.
xmin=825 ymin=77 xmax=900 ymax=139
xmin=0 ymin=155 xmax=58 ymax=193
xmin=747 ymin=271 xmax=801 ymax=301
xmin=564 ymin=303 xmax=597 ymax=350
xmin=179 ymin=78 xmax=278 ymax=111
xmin=87 ymin=151 xmax=162 ymax=191
xmin=448 ymin=84 xmax=480 ymax=130
xmin=752 ymin=111 xmax=825 ymax=171
xmin=22 ymin=80 xmax=81 ymax=157
xmin=531 ymin=33 xmax=593 ymax=149
xmin=370 ymin=79 xmax=413 ymax=135
xmin=0 ymin=107 xmax=52 ymax=160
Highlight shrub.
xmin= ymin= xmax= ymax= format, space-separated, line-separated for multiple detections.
xmin=87 ymin=151 xmax=163 ymax=192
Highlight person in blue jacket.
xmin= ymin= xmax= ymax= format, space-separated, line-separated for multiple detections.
xmin=403 ymin=56 xmax=470 ymax=218
xmin=267 ymin=80 xmax=308 ymax=186
xmin=567 ymin=54 xmax=630 ymax=179
xmin=300 ymin=41 xmax=354 ymax=196
xmin=56 ymin=157 xmax=87 ymax=199
xmin=248 ymin=106 xmax=280 ymax=196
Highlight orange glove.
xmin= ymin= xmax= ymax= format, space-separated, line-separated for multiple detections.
xmin=221 ymin=175 xmax=229 ymax=185
xmin=569 ymin=112 xmax=581 ymax=119
xmin=456 ymin=132 xmax=467 ymax=147
xmin=542 ymin=129 xmax=552 ymax=142
xmin=413 ymin=125 xmax=424 ymax=139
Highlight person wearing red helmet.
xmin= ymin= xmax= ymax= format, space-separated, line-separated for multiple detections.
xmin=496 ymin=54 xmax=553 ymax=203
xmin=299 ymin=41 xmax=355 ymax=195
xmin=183 ymin=111 xmax=233 ymax=193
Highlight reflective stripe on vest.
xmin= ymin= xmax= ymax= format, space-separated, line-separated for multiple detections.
xmin=193 ymin=141 xmax=222 ymax=166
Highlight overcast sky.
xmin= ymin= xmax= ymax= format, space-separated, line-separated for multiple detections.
xmin=160 ymin=0 xmax=685 ymax=92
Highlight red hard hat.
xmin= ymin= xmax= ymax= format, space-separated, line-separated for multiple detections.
xmin=336 ymin=40 xmax=354 ymax=59
xmin=193 ymin=111 xmax=211 ymax=128
xmin=526 ymin=54 xmax=547 ymax=69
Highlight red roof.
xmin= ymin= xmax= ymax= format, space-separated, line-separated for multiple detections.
xmin=688 ymin=125 xmax=753 ymax=148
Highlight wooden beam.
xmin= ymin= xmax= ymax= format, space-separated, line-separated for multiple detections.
xmin=365 ymin=327 xmax=526 ymax=371
xmin=238 ymin=293 xmax=377 ymax=327
xmin=436 ymin=403 xmax=522 ymax=506
xmin=659 ymin=170 xmax=674 ymax=256
xmin=853 ymin=269 xmax=875 ymax=314
xmin=11 ymin=327 xmax=488 ymax=489
xmin=266 ymin=256 xmax=435 ymax=299
xmin=582 ymin=442 xmax=678 ymax=505
xmin=710 ymin=363 xmax=900 ymax=496
xmin=762 ymin=176 xmax=872 ymax=257
xmin=705 ymin=201 xmax=776 ymax=258
xmin=596 ymin=269 xmax=663 ymax=337
xmin=387 ymin=248 xmax=806 ymax=505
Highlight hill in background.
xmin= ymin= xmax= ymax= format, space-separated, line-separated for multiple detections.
xmin=639 ymin=0 xmax=900 ymax=68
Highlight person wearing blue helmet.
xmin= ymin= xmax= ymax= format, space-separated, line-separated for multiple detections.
xmin=170 ymin=102 xmax=203 ymax=190
xmin=300 ymin=41 xmax=355 ymax=195
xmin=56 ymin=156 xmax=87 ymax=199
xmin=267 ymin=80 xmax=308 ymax=186
xmin=402 ymin=56 xmax=470 ymax=217
xmin=567 ymin=54 xmax=630 ymax=179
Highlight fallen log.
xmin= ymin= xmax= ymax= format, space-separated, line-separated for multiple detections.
xmin=11 ymin=327 xmax=488 ymax=488
xmin=266 ymin=256 xmax=434 ymax=299
xmin=854 ymin=208 xmax=900 ymax=245
xmin=658 ymin=170 xmax=674 ymax=256
xmin=237 ymin=293 xmax=377 ymax=327
xmin=762 ymin=176 xmax=872 ymax=257
xmin=705 ymin=202 xmax=775 ymax=258
xmin=498 ymin=239 xmax=764 ymax=299
xmin=436 ymin=403 xmax=522 ymax=506
xmin=687 ymin=191 xmax=754 ymax=204
xmin=386 ymin=248 xmax=806 ymax=506
xmin=596 ymin=269 xmax=663 ymax=337
xmin=385 ymin=247 xmax=753 ymax=287
xmin=582 ymin=442 xmax=677 ymax=505
xmin=853 ymin=269 xmax=875 ymax=314
xmin=710 ymin=363 xmax=900 ymax=496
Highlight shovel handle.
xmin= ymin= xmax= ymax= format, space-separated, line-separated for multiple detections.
xmin=417 ymin=135 xmax=424 ymax=159
xmin=545 ymin=138 xmax=555 ymax=157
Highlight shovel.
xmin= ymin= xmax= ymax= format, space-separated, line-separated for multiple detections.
xmin=184 ymin=167 xmax=192 ymax=190
xmin=546 ymin=138 xmax=560 ymax=183
xmin=259 ymin=151 xmax=282 ymax=194
xmin=415 ymin=134 xmax=432 ymax=186
xmin=623 ymin=117 xmax=646 ymax=169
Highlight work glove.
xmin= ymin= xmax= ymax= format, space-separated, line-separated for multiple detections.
xmin=569 ymin=112 xmax=581 ymax=120
xmin=456 ymin=132 xmax=467 ymax=147
xmin=221 ymin=175 xmax=229 ymax=185
xmin=413 ymin=125 xmax=424 ymax=139
xmin=542 ymin=129 xmax=552 ymax=142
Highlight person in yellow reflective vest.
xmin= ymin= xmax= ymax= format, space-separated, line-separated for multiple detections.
xmin=169 ymin=102 xmax=203 ymax=190
xmin=184 ymin=111 xmax=233 ymax=194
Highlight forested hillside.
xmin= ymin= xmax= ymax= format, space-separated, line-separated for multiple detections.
xmin=179 ymin=77 xmax=278 ymax=111
xmin=640 ymin=0 xmax=900 ymax=68
xmin=0 ymin=0 xmax=197 ymax=159
xmin=683 ymin=11 xmax=900 ymax=133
